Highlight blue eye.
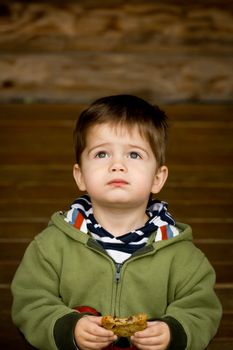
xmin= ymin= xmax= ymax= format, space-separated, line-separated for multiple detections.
xmin=96 ymin=151 xmax=108 ymax=158
xmin=129 ymin=152 xmax=141 ymax=159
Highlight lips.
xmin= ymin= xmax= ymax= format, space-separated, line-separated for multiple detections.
xmin=108 ymin=179 xmax=129 ymax=186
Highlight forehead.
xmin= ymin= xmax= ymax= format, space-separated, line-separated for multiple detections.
xmin=86 ymin=122 xmax=148 ymax=143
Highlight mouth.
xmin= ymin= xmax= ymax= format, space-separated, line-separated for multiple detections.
xmin=108 ymin=179 xmax=129 ymax=186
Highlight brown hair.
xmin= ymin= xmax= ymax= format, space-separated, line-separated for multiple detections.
xmin=73 ymin=94 xmax=168 ymax=167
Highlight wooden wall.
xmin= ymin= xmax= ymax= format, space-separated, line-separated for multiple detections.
xmin=0 ymin=0 xmax=232 ymax=104
xmin=0 ymin=1 xmax=233 ymax=349
xmin=1 ymin=103 xmax=232 ymax=349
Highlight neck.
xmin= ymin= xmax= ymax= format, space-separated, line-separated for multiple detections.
xmin=92 ymin=203 xmax=149 ymax=237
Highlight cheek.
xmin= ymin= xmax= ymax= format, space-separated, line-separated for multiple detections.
xmin=135 ymin=164 xmax=156 ymax=180
xmin=82 ymin=172 xmax=101 ymax=189
xmin=134 ymin=171 xmax=154 ymax=189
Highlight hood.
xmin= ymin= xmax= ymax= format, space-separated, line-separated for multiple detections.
xmin=48 ymin=210 xmax=193 ymax=253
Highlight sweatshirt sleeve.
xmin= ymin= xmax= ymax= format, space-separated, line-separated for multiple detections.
xmin=161 ymin=316 xmax=187 ymax=349
xmin=53 ymin=312 xmax=82 ymax=350
xmin=164 ymin=253 xmax=222 ymax=350
xmin=54 ymin=308 xmax=101 ymax=350
xmin=11 ymin=237 xmax=81 ymax=350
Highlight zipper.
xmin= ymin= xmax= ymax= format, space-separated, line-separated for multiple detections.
xmin=87 ymin=238 xmax=123 ymax=283
xmin=113 ymin=262 xmax=123 ymax=316
xmin=87 ymin=238 xmax=155 ymax=315
xmin=87 ymin=240 xmax=122 ymax=315
xmin=115 ymin=263 xmax=122 ymax=283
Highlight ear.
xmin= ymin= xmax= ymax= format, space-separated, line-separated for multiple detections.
xmin=73 ymin=164 xmax=87 ymax=192
xmin=151 ymin=166 xmax=168 ymax=194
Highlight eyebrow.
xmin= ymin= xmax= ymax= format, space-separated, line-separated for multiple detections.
xmin=87 ymin=143 xmax=149 ymax=156
xmin=128 ymin=144 xmax=149 ymax=155
xmin=87 ymin=143 xmax=110 ymax=155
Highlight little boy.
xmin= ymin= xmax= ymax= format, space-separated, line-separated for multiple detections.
xmin=11 ymin=95 xmax=222 ymax=350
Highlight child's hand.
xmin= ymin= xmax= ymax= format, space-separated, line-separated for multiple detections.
xmin=74 ymin=315 xmax=117 ymax=350
xmin=131 ymin=321 xmax=170 ymax=350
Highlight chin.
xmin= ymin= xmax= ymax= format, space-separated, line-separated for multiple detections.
xmin=105 ymin=197 xmax=141 ymax=208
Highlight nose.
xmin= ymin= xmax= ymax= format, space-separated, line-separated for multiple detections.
xmin=109 ymin=157 xmax=127 ymax=172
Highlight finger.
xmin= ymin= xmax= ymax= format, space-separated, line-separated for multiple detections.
xmin=77 ymin=330 xmax=116 ymax=350
xmin=88 ymin=326 xmax=115 ymax=338
xmin=82 ymin=331 xmax=115 ymax=342
xmin=91 ymin=316 xmax=104 ymax=325
xmin=133 ymin=328 xmax=158 ymax=338
xmin=132 ymin=334 xmax=164 ymax=345
xmin=83 ymin=319 xmax=115 ymax=337
xmin=133 ymin=321 xmax=165 ymax=338
xmin=132 ymin=337 xmax=167 ymax=350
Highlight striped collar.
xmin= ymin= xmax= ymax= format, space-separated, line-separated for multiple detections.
xmin=65 ymin=195 xmax=179 ymax=263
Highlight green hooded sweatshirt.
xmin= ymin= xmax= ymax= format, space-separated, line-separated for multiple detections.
xmin=11 ymin=211 xmax=222 ymax=350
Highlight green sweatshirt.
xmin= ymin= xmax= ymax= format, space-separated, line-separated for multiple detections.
xmin=11 ymin=211 xmax=222 ymax=350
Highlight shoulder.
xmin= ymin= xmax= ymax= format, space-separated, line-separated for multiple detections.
xmin=158 ymin=222 xmax=212 ymax=272
xmin=25 ymin=212 xmax=75 ymax=259
xmin=35 ymin=213 xmax=65 ymax=244
xmin=166 ymin=224 xmax=215 ymax=285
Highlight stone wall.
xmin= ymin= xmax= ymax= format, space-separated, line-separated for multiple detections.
xmin=0 ymin=0 xmax=232 ymax=103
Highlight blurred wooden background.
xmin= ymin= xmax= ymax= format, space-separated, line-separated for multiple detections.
xmin=0 ymin=1 xmax=232 ymax=349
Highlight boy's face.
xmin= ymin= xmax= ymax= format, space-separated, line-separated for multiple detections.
xmin=73 ymin=123 xmax=168 ymax=210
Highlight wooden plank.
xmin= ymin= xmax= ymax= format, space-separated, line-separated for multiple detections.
xmin=0 ymin=101 xmax=232 ymax=350
xmin=0 ymin=103 xmax=84 ymax=121
xmin=166 ymin=104 xmax=233 ymax=122
xmin=0 ymin=104 xmax=233 ymax=122
xmin=0 ymin=221 xmax=47 ymax=240
xmin=0 ymin=202 xmax=69 ymax=218
xmin=0 ymin=126 xmax=73 ymax=153
xmin=0 ymin=165 xmax=72 ymax=183
xmin=0 ymin=183 xmax=77 ymax=201
xmin=186 ymin=222 xmax=233 ymax=240
xmin=0 ymin=262 xmax=20 ymax=285
xmin=0 ymin=1 xmax=232 ymax=53
xmin=194 ymin=242 xmax=233 ymax=264
xmin=0 ymin=311 xmax=35 ymax=349
xmin=0 ymin=242 xmax=31 ymax=261
xmin=215 ymin=286 xmax=233 ymax=311
xmin=0 ymin=153 xmax=74 ymax=165
xmin=208 ymin=340 xmax=233 ymax=350
xmin=213 ymin=264 xmax=233 ymax=284
xmin=214 ymin=313 xmax=233 ymax=339
xmin=0 ymin=53 xmax=232 ymax=103
xmin=166 ymin=166 xmax=233 ymax=188
xmin=160 ymin=203 xmax=232 ymax=221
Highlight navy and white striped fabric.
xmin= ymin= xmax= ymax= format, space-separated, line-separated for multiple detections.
xmin=65 ymin=195 xmax=179 ymax=263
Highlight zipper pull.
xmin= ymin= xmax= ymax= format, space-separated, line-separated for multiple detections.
xmin=115 ymin=263 xmax=122 ymax=283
